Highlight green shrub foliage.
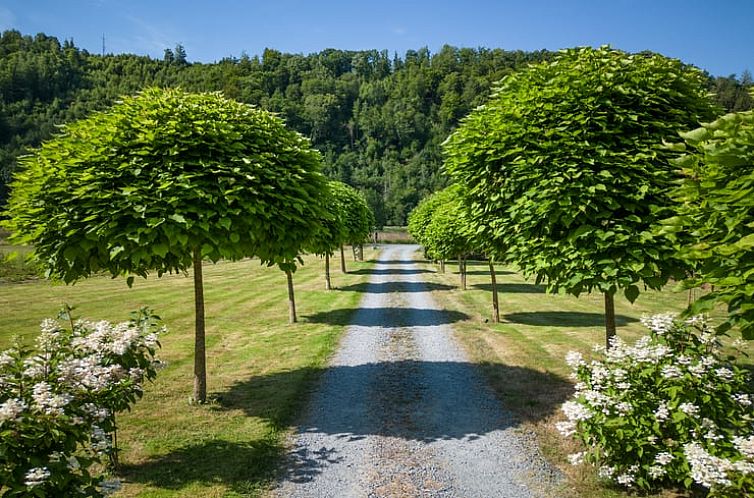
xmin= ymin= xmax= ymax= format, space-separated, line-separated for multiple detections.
xmin=444 ymin=46 xmax=719 ymax=301
xmin=663 ymin=108 xmax=754 ymax=339
xmin=3 ymin=88 xmax=327 ymax=281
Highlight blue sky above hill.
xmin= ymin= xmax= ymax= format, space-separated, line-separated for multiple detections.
xmin=1 ymin=0 xmax=752 ymax=77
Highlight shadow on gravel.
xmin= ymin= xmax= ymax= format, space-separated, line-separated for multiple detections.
xmin=303 ymin=307 xmax=470 ymax=327
xmin=123 ymin=360 xmax=571 ymax=492
xmin=337 ymin=282 xmax=455 ymax=294
xmin=472 ymin=283 xmax=546 ymax=294
xmin=366 ymin=259 xmax=416 ymax=265
xmin=216 ymin=360 xmax=570 ymax=440
xmin=504 ymin=311 xmax=638 ymax=327
xmin=348 ymin=268 xmax=433 ymax=276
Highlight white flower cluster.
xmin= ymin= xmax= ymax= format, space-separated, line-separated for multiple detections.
xmin=31 ymin=382 xmax=72 ymax=416
xmin=59 ymin=356 xmax=128 ymax=391
xmin=0 ymin=313 xmax=164 ymax=495
xmin=640 ymin=313 xmax=676 ymax=335
xmin=558 ymin=313 xmax=754 ymax=493
xmin=0 ymin=398 xmax=26 ymax=423
xmin=71 ymin=320 xmax=155 ymax=356
xmin=24 ymin=467 xmax=51 ymax=487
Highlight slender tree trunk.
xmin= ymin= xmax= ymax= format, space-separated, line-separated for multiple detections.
xmin=358 ymin=244 xmax=364 ymax=261
xmin=604 ymin=290 xmax=616 ymax=347
xmin=193 ymin=248 xmax=207 ymax=404
xmin=340 ymin=244 xmax=347 ymax=273
xmin=489 ymin=260 xmax=500 ymax=323
xmin=461 ymin=257 xmax=466 ymax=290
xmin=286 ymin=269 xmax=297 ymax=324
xmin=458 ymin=254 xmax=466 ymax=290
xmin=324 ymin=254 xmax=331 ymax=291
xmin=352 ymin=245 xmax=358 ymax=261
xmin=439 ymin=259 xmax=445 ymax=273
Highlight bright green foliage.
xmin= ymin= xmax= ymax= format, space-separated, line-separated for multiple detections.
xmin=407 ymin=189 xmax=449 ymax=248
xmin=306 ymin=180 xmax=352 ymax=257
xmin=3 ymin=88 xmax=327 ymax=281
xmin=444 ymin=46 xmax=719 ymax=300
xmin=663 ymin=109 xmax=754 ymax=339
xmin=422 ymin=186 xmax=474 ymax=261
xmin=339 ymin=184 xmax=374 ymax=246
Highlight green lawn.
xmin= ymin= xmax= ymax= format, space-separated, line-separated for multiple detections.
xmin=422 ymin=257 xmax=753 ymax=498
xmin=0 ymin=249 xmax=376 ymax=497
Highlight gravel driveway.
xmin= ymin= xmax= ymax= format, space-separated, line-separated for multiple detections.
xmin=273 ymin=245 xmax=560 ymax=497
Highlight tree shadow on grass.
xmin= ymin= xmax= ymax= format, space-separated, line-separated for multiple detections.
xmin=463 ymin=269 xmax=516 ymax=276
xmin=303 ymin=307 xmax=470 ymax=327
xmin=473 ymin=283 xmax=546 ymax=294
xmin=337 ymin=281 xmax=455 ymax=294
xmin=120 ymin=438 xmax=281 ymax=496
xmin=504 ymin=311 xmax=638 ymax=327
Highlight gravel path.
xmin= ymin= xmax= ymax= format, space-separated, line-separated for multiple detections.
xmin=273 ymin=245 xmax=560 ymax=498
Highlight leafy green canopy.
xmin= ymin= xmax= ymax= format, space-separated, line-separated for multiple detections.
xmin=408 ymin=185 xmax=473 ymax=260
xmin=444 ymin=46 xmax=718 ymax=300
xmin=3 ymin=88 xmax=327 ymax=282
xmin=664 ymin=108 xmax=754 ymax=338
xmin=305 ymin=180 xmax=352 ymax=256
xmin=339 ymin=184 xmax=374 ymax=246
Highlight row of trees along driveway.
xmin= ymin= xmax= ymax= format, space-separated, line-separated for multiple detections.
xmin=2 ymin=88 xmax=374 ymax=403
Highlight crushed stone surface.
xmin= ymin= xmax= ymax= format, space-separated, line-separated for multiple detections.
xmin=273 ymin=245 xmax=561 ymax=498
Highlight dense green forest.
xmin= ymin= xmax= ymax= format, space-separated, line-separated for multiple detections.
xmin=1 ymin=30 xmax=752 ymax=225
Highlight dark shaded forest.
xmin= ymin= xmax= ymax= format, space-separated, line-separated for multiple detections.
xmin=1 ymin=30 xmax=751 ymax=225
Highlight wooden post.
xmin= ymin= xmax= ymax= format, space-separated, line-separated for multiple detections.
xmin=286 ymin=269 xmax=297 ymax=324
xmin=192 ymin=248 xmax=207 ymax=404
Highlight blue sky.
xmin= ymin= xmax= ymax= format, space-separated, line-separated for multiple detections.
xmin=1 ymin=0 xmax=752 ymax=77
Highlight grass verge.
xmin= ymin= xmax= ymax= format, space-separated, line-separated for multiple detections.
xmin=0 ymin=248 xmax=376 ymax=497
xmin=421 ymin=256 xmax=753 ymax=498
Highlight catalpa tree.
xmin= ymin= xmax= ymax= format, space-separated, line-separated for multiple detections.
xmin=444 ymin=46 xmax=718 ymax=345
xmin=663 ymin=108 xmax=754 ymax=339
xmin=3 ymin=88 xmax=327 ymax=402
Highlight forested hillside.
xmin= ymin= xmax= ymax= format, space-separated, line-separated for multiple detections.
xmin=1 ymin=30 xmax=751 ymax=225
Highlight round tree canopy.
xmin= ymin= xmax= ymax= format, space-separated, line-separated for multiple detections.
xmin=444 ymin=46 xmax=719 ymax=299
xmin=305 ymin=180 xmax=352 ymax=257
xmin=4 ymin=88 xmax=327 ymax=282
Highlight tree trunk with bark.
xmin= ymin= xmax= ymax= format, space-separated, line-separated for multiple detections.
xmin=489 ymin=260 xmax=500 ymax=323
xmin=340 ymin=245 xmax=347 ymax=273
xmin=458 ymin=254 xmax=467 ymax=290
xmin=286 ymin=269 xmax=297 ymax=324
xmin=604 ymin=290 xmax=616 ymax=347
xmin=192 ymin=248 xmax=207 ymax=404
xmin=324 ymin=253 xmax=331 ymax=290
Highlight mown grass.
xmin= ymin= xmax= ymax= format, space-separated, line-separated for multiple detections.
xmin=0 ymin=249 xmax=376 ymax=497
xmin=422 ymin=257 xmax=753 ymax=498
xmin=0 ymin=243 xmax=39 ymax=282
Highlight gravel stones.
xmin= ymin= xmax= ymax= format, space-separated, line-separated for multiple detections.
xmin=273 ymin=245 xmax=560 ymax=497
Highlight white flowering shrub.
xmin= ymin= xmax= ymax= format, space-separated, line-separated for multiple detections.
xmin=558 ymin=314 xmax=754 ymax=495
xmin=0 ymin=307 xmax=163 ymax=497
